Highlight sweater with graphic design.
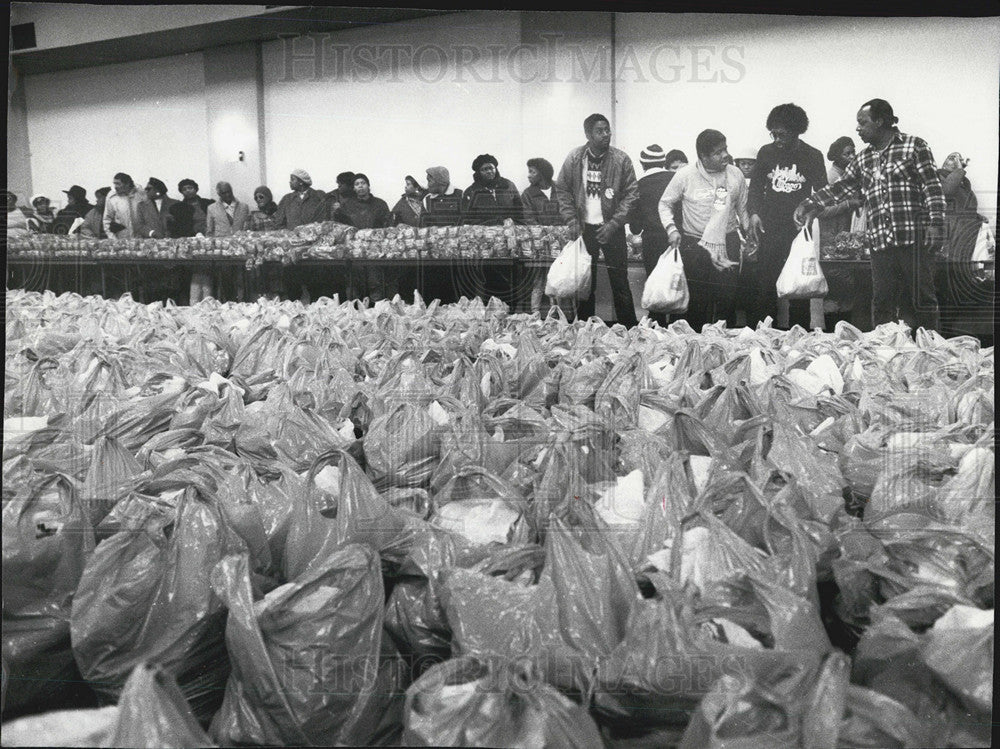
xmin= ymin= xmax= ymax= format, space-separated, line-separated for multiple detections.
xmin=748 ymin=140 xmax=827 ymax=227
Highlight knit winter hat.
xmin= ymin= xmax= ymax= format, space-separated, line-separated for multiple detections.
xmin=640 ymin=144 xmax=667 ymax=169
xmin=472 ymin=154 xmax=499 ymax=173
xmin=146 ymin=178 xmax=168 ymax=195
xmin=426 ymin=166 xmax=450 ymax=185
xmin=290 ymin=168 xmax=312 ymax=186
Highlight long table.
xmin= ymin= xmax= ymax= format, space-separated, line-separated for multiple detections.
xmin=6 ymin=256 xmax=994 ymax=337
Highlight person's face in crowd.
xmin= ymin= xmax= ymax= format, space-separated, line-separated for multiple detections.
xmin=33 ymin=198 xmax=51 ymax=214
xmin=354 ymin=178 xmax=371 ymax=199
xmin=180 ymin=184 xmax=199 ymax=201
xmin=770 ymin=125 xmax=797 ymax=150
xmin=217 ymin=184 xmax=234 ymax=203
xmin=587 ymin=120 xmax=612 ymax=153
xmin=855 ymin=107 xmax=880 ymax=144
xmin=701 ymin=141 xmax=731 ymax=172
xmin=477 ymin=162 xmax=497 ymax=184
xmin=7 ymin=193 xmax=18 ymax=212
xmin=289 ymin=175 xmax=307 ymax=192
xmin=96 ymin=192 xmax=109 ymax=210
xmin=838 ymin=143 xmax=856 ymax=166
xmin=528 ymin=166 xmax=541 ymax=187
xmin=404 ymin=179 xmax=419 ymax=197
xmin=113 ymin=177 xmax=130 ymax=195
xmin=338 ymin=180 xmax=355 ymax=197
xmin=145 ymin=183 xmax=162 ymax=200
xmin=667 ymin=159 xmax=687 ymax=172
xmin=254 ymin=191 xmax=269 ymax=208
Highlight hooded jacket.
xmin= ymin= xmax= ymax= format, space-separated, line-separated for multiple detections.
xmin=460 ymin=171 xmax=525 ymax=225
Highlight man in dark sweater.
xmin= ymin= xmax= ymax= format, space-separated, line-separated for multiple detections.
xmin=747 ymin=103 xmax=828 ymax=328
xmin=630 ymin=144 xmax=684 ymax=326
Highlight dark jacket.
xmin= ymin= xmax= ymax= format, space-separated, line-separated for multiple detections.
xmin=273 ymin=187 xmax=327 ymax=230
xmin=392 ymin=195 xmax=423 ymax=227
xmin=460 ymin=174 xmax=525 ymax=225
xmin=170 ymin=197 xmax=214 ymax=237
xmin=520 ymin=184 xmax=561 ymax=226
xmin=325 ymin=188 xmax=355 ymax=221
xmin=421 ymin=189 xmax=463 ymax=227
xmin=629 ymin=168 xmax=676 ymax=237
xmin=136 ymin=196 xmax=181 ymax=238
xmin=52 ymin=202 xmax=94 ymax=233
xmin=335 ymin=195 xmax=393 ymax=230
xmin=555 ymin=144 xmax=639 ymax=235
xmin=748 ymin=140 xmax=827 ymax=227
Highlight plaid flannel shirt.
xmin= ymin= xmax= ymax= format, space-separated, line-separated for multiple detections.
xmin=803 ymin=131 xmax=946 ymax=252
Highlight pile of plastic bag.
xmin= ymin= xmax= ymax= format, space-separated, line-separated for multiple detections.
xmin=2 ymin=288 xmax=993 ymax=746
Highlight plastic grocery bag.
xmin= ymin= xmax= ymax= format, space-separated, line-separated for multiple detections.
xmin=0 ymin=705 xmax=119 ymax=747
xmin=109 ymin=662 xmax=215 ymax=748
xmin=71 ymin=487 xmax=241 ymax=724
xmin=641 ymin=247 xmax=689 ymax=313
xmin=545 ymin=235 xmax=592 ymax=300
xmin=970 ymin=220 xmax=995 ymax=264
xmin=2 ymin=471 xmax=94 ymax=714
xmin=403 ymin=656 xmax=603 ymax=748
xmin=776 ymin=219 xmax=828 ymax=299
xmin=210 ymin=548 xmax=402 ymax=746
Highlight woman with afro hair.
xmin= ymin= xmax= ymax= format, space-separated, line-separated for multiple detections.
xmin=747 ymin=102 xmax=829 ymax=329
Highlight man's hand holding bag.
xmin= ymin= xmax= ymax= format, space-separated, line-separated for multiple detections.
xmin=776 ymin=219 xmax=828 ymax=300
xmin=545 ymin=235 xmax=592 ymax=300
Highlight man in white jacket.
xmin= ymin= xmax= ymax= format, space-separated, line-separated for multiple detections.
xmin=102 ymin=172 xmax=145 ymax=238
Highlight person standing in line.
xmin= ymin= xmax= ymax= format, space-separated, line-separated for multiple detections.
xmin=6 ymin=191 xmax=30 ymax=239
xmin=250 ymin=186 xmax=280 ymax=231
xmin=658 ymin=129 xmax=749 ymax=333
xmin=747 ymin=103 xmax=829 ymax=330
xmin=520 ymin=157 xmax=560 ymax=315
xmin=170 ymin=179 xmax=215 ymax=303
xmin=206 ymin=181 xmax=251 ymax=301
xmin=392 ymin=175 xmax=427 ymax=227
xmin=820 ymin=136 xmax=862 ymax=238
xmin=136 ymin=178 xmax=180 ymax=238
xmin=421 ymin=166 xmax=463 ymax=228
xmin=326 ymin=171 xmax=357 ymax=220
xmin=79 ymin=187 xmax=111 ymax=238
xmin=555 ymin=113 xmax=640 ymax=327
xmin=27 ymin=195 xmax=56 ymax=233
xmin=273 ymin=169 xmax=327 ymax=230
xmin=103 ymin=173 xmax=145 ymax=238
xmin=53 ymin=185 xmax=93 ymax=234
xmin=460 ymin=154 xmax=526 ymax=225
xmin=795 ymin=98 xmax=946 ymax=333
xmin=335 ymin=173 xmax=395 ymax=302
xmin=629 ymin=144 xmax=681 ymax=327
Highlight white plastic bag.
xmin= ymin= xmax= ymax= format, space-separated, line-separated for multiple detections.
xmin=971 ymin=221 xmax=995 ymax=264
xmin=776 ymin=219 xmax=828 ymax=300
xmin=641 ymin=247 xmax=689 ymax=313
xmin=545 ymin=235 xmax=592 ymax=300
xmin=850 ymin=207 xmax=867 ymax=234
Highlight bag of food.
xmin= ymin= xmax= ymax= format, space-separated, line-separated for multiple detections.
xmin=776 ymin=219 xmax=828 ymax=300
xmin=210 ymin=547 xmax=402 ymax=746
xmin=403 ymin=656 xmax=603 ymax=747
xmin=642 ymin=247 xmax=689 ymax=313
xmin=2 ymin=472 xmax=94 ymax=715
xmin=545 ymin=235 xmax=592 ymax=300
xmin=109 ymin=662 xmax=215 ymax=748
xmin=71 ymin=487 xmax=241 ymax=723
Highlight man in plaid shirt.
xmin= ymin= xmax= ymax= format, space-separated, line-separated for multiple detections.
xmin=795 ymin=99 xmax=946 ymax=332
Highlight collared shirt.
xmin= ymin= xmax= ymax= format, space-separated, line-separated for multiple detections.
xmin=803 ymin=131 xmax=946 ymax=252
xmin=224 ymin=201 xmax=236 ymax=220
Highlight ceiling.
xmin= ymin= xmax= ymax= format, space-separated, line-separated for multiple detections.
xmin=10 ymin=6 xmax=459 ymax=76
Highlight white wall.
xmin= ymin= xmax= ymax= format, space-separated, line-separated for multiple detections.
xmin=23 ymin=53 xmax=211 ymax=207
xmin=614 ymin=14 xmax=1000 ymax=222
xmin=261 ymin=11 xmax=525 ymax=199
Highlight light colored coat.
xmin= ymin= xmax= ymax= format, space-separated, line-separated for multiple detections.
xmin=102 ymin=188 xmax=145 ymax=238
xmin=206 ymin=199 xmax=250 ymax=236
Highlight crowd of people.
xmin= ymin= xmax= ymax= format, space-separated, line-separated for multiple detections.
xmin=5 ymin=97 xmax=988 ymax=333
